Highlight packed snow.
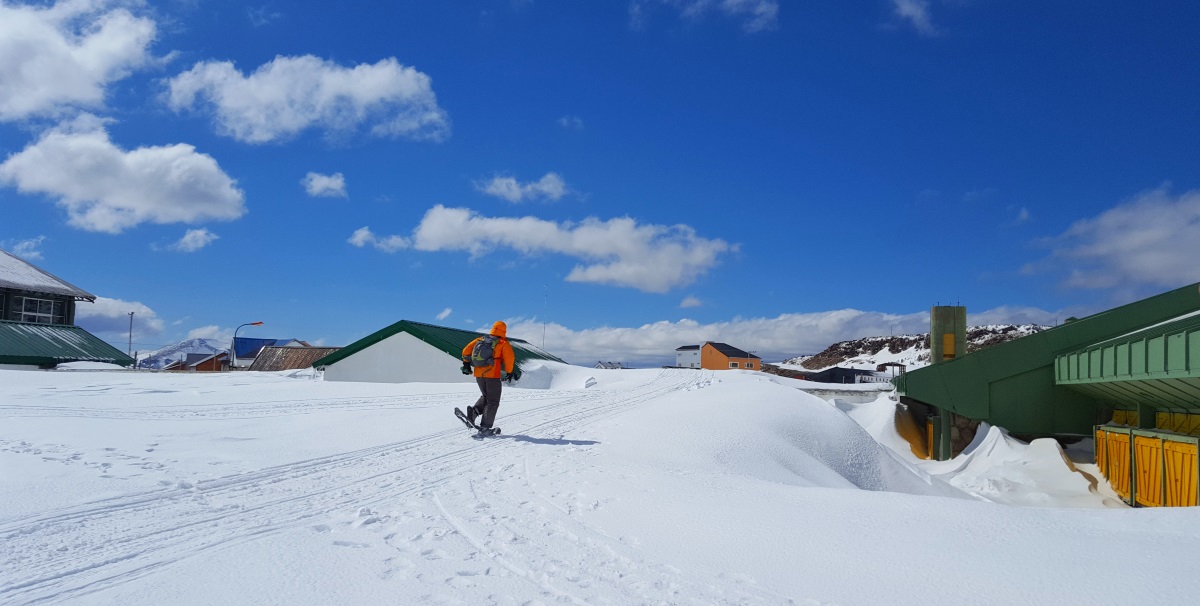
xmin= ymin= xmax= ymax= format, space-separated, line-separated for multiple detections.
xmin=3 ymin=363 xmax=1199 ymax=605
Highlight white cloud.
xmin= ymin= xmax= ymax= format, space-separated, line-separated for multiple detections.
xmin=557 ymin=115 xmax=584 ymax=130
xmin=169 ymin=228 xmax=218 ymax=252
xmin=501 ymin=304 xmax=1060 ymax=367
xmin=1031 ymin=187 xmax=1200 ymax=291
xmin=0 ymin=0 xmax=157 ymax=121
xmin=4 ymin=236 xmax=46 ymax=260
xmin=186 ymin=324 xmax=231 ymax=341
xmin=477 ymin=172 xmax=568 ymax=203
xmin=891 ymin=0 xmax=937 ymax=36
xmin=630 ymin=0 xmax=779 ymax=33
xmin=0 ymin=114 xmax=246 ymax=233
xmin=166 ymin=55 xmax=450 ymax=144
xmin=348 ymin=226 xmax=409 ymax=253
xmin=75 ymin=295 xmax=165 ymax=341
xmin=1015 ymin=207 xmax=1031 ymax=224
xmin=302 ymin=172 xmax=347 ymax=198
xmin=411 ymin=205 xmax=733 ymax=293
xmin=680 ymin=296 xmax=702 ymax=308
xmin=436 ymin=307 xmax=452 ymax=321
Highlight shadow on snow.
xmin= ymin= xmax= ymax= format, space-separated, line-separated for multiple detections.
xmin=496 ymin=434 xmax=600 ymax=446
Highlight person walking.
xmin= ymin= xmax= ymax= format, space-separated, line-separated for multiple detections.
xmin=461 ymin=321 xmax=518 ymax=435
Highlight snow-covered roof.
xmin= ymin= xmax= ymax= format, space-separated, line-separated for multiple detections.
xmin=0 ymin=249 xmax=95 ymax=301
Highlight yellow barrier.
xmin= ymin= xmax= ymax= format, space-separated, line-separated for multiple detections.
xmin=1156 ymin=412 xmax=1200 ymax=436
xmin=1106 ymin=431 xmax=1132 ymax=501
xmin=894 ymin=406 xmax=929 ymax=460
xmin=1096 ymin=425 xmax=1200 ymax=507
xmin=1134 ymin=435 xmax=1164 ymax=507
xmin=1164 ymin=441 xmax=1199 ymax=507
xmin=926 ymin=418 xmax=934 ymax=461
xmin=1111 ymin=409 xmax=1135 ymax=426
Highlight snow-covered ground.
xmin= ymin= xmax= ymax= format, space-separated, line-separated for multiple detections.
xmin=3 ymin=363 xmax=1199 ymax=605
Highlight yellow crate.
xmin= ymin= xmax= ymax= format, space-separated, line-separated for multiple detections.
xmin=1111 ymin=409 xmax=1135 ymax=426
xmin=1134 ymin=435 xmax=1164 ymax=507
xmin=1095 ymin=427 xmax=1107 ymax=475
xmin=1106 ymin=431 xmax=1132 ymax=501
xmin=1156 ymin=412 xmax=1200 ymax=436
xmin=1164 ymin=441 xmax=1199 ymax=507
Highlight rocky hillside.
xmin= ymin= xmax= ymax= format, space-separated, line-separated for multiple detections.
xmin=138 ymin=338 xmax=226 ymax=369
xmin=784 ymin=325 xmax=1049 ymax=371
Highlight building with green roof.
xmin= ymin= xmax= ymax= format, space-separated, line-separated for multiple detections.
xmin=0 ymin=248 xmax=133 ymax=369
xmin=313 ymin=320 xmax=565 ymax=383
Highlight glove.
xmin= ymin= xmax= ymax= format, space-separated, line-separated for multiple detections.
xmin=512 ymin=367 xmax=522 ymax=382
xmin=501 ymin=370 xmax=510 ymax=381
xmin=461 ymin=360 xmax=471 ymax=375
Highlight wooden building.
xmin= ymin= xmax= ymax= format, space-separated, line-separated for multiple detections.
xmin=700 ymin=342 xmax=760 ymax=371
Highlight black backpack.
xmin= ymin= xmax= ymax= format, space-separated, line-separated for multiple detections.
xmin=470 ymin=336 xmax=499 ymax=368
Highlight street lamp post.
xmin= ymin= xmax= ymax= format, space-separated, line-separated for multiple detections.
xmin=127 ymin=311 xmax=134 ymax=356
xmin=231 ymin=321 xmax=263 ymax=369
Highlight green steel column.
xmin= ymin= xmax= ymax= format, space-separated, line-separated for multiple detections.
xmin=935 ymin=409 xmax=953 ymax=460
xmin=930 ymin=306 xmax=967 ymax=460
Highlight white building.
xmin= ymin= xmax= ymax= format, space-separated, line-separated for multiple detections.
xmin=315 ymin=320 xmax=564 ymax=384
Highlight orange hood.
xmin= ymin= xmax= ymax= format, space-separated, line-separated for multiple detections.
xmin=490 ymin=321 xmax=507 ymax=338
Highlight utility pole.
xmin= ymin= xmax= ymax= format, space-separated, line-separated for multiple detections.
xmin=127 ymin=311 xmax=134 ymax=356
xmin=542 ymin=283 xmax=548 ymax=349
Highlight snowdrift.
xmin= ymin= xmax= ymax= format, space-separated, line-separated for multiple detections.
xmin=595 ymin=372 xmax=968 ymax=499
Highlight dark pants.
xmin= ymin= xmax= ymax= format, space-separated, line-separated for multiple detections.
xmin=470 ymin=377 xmax=503 ymax=429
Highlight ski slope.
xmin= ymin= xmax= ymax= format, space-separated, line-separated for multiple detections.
xmin=3 ymin=363 xmax=1199 ymax=605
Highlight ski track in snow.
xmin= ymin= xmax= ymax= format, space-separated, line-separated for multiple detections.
xmin=1 ymin=370 xmax=816 ymax=605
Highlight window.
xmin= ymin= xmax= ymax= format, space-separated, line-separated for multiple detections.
xmin=746 ymin=361 xmax=755 ymax=369
xmin=13 ymin=296 xmax=65 ymax=324
xmin=729 ymin=362 xmax=739 ymax=368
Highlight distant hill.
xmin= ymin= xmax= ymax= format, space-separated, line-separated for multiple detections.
xmin=138 ymin=338 xmax=226 ymax=369
xmin=781 ymin=325 xmax=1049 ymax=372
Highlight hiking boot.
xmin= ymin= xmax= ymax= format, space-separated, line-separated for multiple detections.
xmin=466 ymin=406 xmax=480 ymax=424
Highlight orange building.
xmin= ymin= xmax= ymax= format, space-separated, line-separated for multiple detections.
xmin=700 ymin=342 xmax=760 ymax=371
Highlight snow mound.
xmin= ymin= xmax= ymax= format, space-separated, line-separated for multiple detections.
xmin=836 ymin=391 xmax=1123 ymax=508
xmin=602 ymin=377 xmax=969 ymax=499
xmin=513 ymin=360 xmax=602 ymax=390
xmin=53 ymin=361 xmax=132 ymax=371
xmin=924 ymin=425 xmax=1124 ymax=508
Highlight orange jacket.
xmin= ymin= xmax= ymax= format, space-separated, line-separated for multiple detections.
xmin=462 ymin=321 xmax=516 ymax=379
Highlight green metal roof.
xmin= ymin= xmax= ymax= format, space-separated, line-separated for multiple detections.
xmin=312 ymin=320 xmax=566 ymax=369
xmin=1056 ymin=310 xmax=1200 ymax=410
xmin=0 ymin=320 xmax=134 ymax=367
xmin=897 ymin=282 xmax=1200 ymax=436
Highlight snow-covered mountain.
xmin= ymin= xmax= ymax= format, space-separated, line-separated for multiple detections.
xmin=138 ymin=338 xmax=226 ymax=369
xmin=782 ymin=324 xmax=1049 ymax=372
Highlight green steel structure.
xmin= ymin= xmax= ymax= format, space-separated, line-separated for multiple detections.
xmin=1057 ymin=310 xmax=1200 ymax=418
xmin=897 ymin=283 xmax=1200 ymax=437
xmin=0 ymin=320 xmax=134 ymax=367
xmin=312 ymin=320 xmax=566 ymax=369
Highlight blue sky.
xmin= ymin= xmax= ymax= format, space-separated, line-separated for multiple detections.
xmin=2 ymin=0 xmax=1199 ymax=366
